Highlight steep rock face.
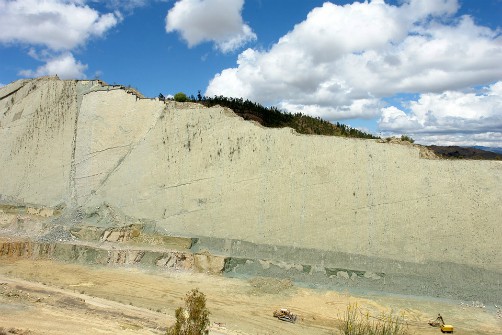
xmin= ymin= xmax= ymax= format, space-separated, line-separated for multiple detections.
xmin=0 ymin=78 xmax=165 ymax=207
xmin=1 ymin=78 xmax=501 ymax=298
xmin=85 ymin=96 xmax=501 ymax=272
xmin=0 ymin=78 xmax=78 ymax=205
xmin=74 ymin=89 xmax=164 ymax=204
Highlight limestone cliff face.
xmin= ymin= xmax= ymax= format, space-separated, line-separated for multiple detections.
xmin=1 ymin=77 xmax=501 ymax=274
xmin=0 ymin=78 xmax=77 ymax=206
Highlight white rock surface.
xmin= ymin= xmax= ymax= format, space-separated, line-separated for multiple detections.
xmin=1 ymin=77 xmax=501 ymax=274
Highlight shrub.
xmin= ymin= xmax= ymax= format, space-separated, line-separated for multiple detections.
xmin=174 ymin=92 xmax=188 ymax=102
xmin=339 ymin=303 xmax=409 ymax=335
xmin=400 ymin=135 xmax=414 ymax=143
xmin=167 ymin=288 xmax=210 ymax=335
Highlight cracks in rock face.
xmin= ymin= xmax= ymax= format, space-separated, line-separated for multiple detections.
xmin=74 ymin=144 xmax=131 ymax=166
xmin=0 ymin=81 xmax=28 ymax=102
xmin=79 ymin=104 xmax=167 ymax=208
xmin=69 ymin=86 xmax=83 ymax=208
xmin=74 ymin=172 xmax=106 ymax=180
xmin=158 ymin=176 xmax=215 ymax=190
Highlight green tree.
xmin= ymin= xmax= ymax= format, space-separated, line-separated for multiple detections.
xmin=174 ymin=92 xmax=188 ymax=102
xmin=167 ymin=288 xmax=210 ymax=335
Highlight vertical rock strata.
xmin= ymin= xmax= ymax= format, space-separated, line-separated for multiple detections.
xmin=0 ymin=77 xmax=501 ymax=301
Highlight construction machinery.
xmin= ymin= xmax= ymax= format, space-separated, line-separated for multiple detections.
xmin=273 ymin=308 xmax=297 ymax=323
xmin=428 ymin=314 xmax=454 ymax=333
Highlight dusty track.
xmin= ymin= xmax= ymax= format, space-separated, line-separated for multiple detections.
xmin=0 ymin=259 xmax=500 ymax=335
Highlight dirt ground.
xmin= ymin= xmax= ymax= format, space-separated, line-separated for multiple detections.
xmin=0 ymin=259 xmax=500 ymax=335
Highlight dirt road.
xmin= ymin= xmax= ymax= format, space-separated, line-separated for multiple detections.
xmin=0 ymin=259 xmax=500 ymax=334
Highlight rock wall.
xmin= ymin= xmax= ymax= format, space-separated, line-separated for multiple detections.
xmin=1 ymin=77 xmax=501 ymax=301
xmin=86 ymin=95 xmax=501 ymax=272
xmin=0 ymin=78 xmax=77 ymax=206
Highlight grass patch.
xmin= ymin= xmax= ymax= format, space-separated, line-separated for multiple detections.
xmin=339 ymin=303 xmax=410 ymax=335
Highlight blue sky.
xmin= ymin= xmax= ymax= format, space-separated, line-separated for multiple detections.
xmin=1 ymin=0 xmax=501 ymax=147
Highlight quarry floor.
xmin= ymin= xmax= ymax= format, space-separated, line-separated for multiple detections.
xmin=0 ymin=259 xmax=501 ymax=335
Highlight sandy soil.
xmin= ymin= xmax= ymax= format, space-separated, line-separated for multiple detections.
xmin=0 ymin=259 xmax=500 ymax=335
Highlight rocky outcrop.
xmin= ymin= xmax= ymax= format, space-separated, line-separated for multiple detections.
xmin=0 ymin=239 xmax=225 ymax=273
xmin=1 ymin=77 xmax=501 ymax=303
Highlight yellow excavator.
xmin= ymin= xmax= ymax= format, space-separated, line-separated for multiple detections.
xmin=428 ymin=314 xmax=454 ymax=333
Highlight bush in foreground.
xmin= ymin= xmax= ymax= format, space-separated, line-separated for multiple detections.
xmin=167 ymin=288 xmax=210 ymax=335
xmin=339 ymin=303 xmax=409 ymax=335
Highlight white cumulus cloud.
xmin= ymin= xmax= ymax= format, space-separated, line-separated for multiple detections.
xmin=379 ymin=82 xmax=502 ymax=146
xmin=0 ymin=0 xmax=120 ymax=81
xmin=165 ymin=0 xmax=256 ymax=53
xmin=205 ymin=0 xmax=502 ymax=129
xmin=19 ymin=52 xmax=88 ymax=79
xmin=0 ymin=0 xmax=119 ymax=50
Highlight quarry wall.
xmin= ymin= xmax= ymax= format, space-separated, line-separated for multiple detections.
xmin=1 ymin=78 xmax=501 ymax=302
